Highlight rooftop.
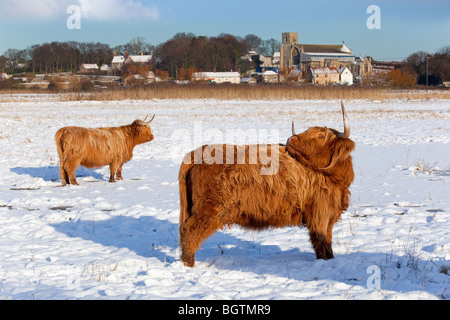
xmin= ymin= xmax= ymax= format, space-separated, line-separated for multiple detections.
xmin=301 ymin=44 xmax=352 ymax=55
xmin=310 ymin=67 xmax=339 ymax=74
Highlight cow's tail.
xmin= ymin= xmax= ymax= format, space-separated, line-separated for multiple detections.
xmin=54 ymin=129 xmax=67 ymax=186
xmin=178 ymin=151 xmax=196 ymax=243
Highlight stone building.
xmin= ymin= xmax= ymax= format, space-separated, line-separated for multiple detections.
xmin=310 ymin=67 xmax=339 ymax=85
xmin=280 ymin=32 xmax=372 ymax=82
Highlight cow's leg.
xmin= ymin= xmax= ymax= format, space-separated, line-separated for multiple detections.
xmin=116 ymin=163 xmax=124 ymax=180
xmin=179 ymin=210 xmax=222 ymax=267
xmin=325 ymin=224 xmax=334 ymax=259
xmin=64 ymin=159 xmax=80 ymax=186
xmin=109 ymin=161 xmax=120 ymax=182
xmin=59 ymin=161 xmax=70 ymax=186
xmin=63 ymin=169 xmax=70 ymax=186
xmin=309 ymin=223 xmax=334 ymax=260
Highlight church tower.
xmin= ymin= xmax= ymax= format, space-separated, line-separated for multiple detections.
xmin=280 ymin=32 xmax=300 ymax=70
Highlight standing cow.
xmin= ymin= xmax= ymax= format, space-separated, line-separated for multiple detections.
xmin=178 ymin=103 xmax=355 ymax=267
xmin=55 ymin=115 xmax=155 ymax=186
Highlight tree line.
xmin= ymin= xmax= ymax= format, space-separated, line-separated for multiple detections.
xmin=404 ymin=46 xmax=450 ymax=86
xmin=0 ymin=33 xmax=280 ymax=78
xmin=1 ymin=41 xmax=112 ymax=74
xmin=380 ymin=46 xmax=450 ymax=88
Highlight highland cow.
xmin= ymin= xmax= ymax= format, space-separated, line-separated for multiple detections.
xmin=55 ymin=115 xmax=155 ymax=186
xmin=178 ymin=103 xmax=355 ymax=267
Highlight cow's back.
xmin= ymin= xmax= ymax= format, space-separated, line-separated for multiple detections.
xmin=185 ymin=144 xmax=314 ymax=229
xmin=56 ymin=126 xmax=131 ymax=168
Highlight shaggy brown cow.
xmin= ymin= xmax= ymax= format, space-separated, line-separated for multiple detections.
xmin=55 ymin=115 xmax=155 ymax=186
xmin=178 ymin=102 xmax=355 ymax=267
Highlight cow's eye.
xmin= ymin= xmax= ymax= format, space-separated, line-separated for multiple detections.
xmin=318 ymin=134 xmax=323 ymax=138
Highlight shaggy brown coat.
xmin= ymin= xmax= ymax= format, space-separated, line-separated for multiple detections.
xmin=55 ymin=116 xmax=154 ymax=185
xmin=179 ymin=106 xmax=355 ymax=267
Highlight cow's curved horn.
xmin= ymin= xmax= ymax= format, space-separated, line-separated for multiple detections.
xmin=292 ymin=120 xmax=296 ymax=136
xmin=337 ymin=101 xmax=350 ymax=139
xmin=144 ymin=114 xmax=155 ymax=124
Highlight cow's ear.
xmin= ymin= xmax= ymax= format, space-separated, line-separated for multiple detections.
xmin=132 ymin=120 xmax=146 ymax=127
xmin=333 ymin=138 xmax=355 ymax=164
xmin=322 ymin=138 xmax=355 ymax=170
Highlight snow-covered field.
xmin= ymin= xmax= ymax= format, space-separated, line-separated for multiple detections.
xmin=0 ymin=95 xmax=448 ymax=300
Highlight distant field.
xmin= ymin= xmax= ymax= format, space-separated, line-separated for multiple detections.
xmin=1 ymin=84 xmax=449 ymax=102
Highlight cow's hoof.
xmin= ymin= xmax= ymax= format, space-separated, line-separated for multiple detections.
xmin=181 ymin=254 xmax=195 ymax=267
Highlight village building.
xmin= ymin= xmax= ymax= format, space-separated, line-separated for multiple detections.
xmin=111 ymin=51 xmax=152 ymax=70
xmin=280 ymin=32 xmax=372 ymax=83
xmin=261 ymin=70 xmax=279 ymax=83
xmin=242 ymin=50 xmax=281 ymax=73
xmin=337 ymin=67 xmax=353 ymax=85
xmin=281 ymin=32 xmax=355 ymax=69
xmin=79 ymin=63 xmax=99 ymax=73
xmin=310 ymin=67 xmax=339 ymax=85
xmin=100 ymin=64 xmax=110 ymax=72
xmin=124 ymin=52 xmax=152 ymax=65
xmin=111 ymin=53 xmax=125 ymax=71
xmin=192 ymin=72 xmax=240 ymax=84
xmin=353 ymin=56 xmax=373 ymax=77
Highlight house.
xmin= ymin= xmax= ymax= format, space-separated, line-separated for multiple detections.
xmin=247 ymin=51 xmax=281 ymax=70
xmin=124 ymin=52 xmax=152 ymax=65
xmin=79 ymin=63 xmax=99 ymax=73
xmin=337 ymin=67 xmax=353 ymax=85
xmin=192 ymin=72 xmax=240 ymax=84
xmin=272 ymin=52 xmax=280 ymax=66
xmin=111 ymin=54 xmax=125 ymax=71
xmin=111 ymin=51 xmax=152 ymax=73
xmin=310 ymin=67 xmax=339 ymax=85
xmin=261 ymin=70 xmax=278 ymax=83
xmin=144 ymin=71 xmax=162 ymax=84
xmin=100 ymin=64 xmax=111 ymax=72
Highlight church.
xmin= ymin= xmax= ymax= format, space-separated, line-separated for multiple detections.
xmin=280 ymin=32 xmax=372 ymax=81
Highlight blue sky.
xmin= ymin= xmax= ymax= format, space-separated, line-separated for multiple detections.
xmin=0 ymin=0 xmax=448 ymax=61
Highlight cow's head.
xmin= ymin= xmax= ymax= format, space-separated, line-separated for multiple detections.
xmin=286 ymin=102 xmax=355 ymax=172
xmin=132 ymin=114 xmax=155 ymax=144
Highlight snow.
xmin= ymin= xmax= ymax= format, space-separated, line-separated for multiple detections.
xmin=0 ymin=95 xmax=449 ymax=300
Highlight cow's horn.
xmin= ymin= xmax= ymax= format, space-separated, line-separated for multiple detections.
xmin=144 ymin=114 xmax=155 ymax=124
xmin=292 ymin=120 xmax=296 ymax=136
xmin=337 ymin=101 xmax=350 ymax=139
